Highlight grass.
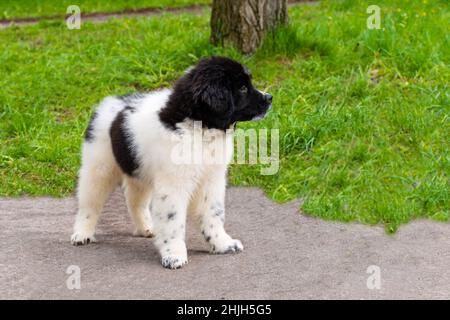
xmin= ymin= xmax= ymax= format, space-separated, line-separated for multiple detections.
xmin=0 ymin=0 xmax=211 ymax=20
xmin=0 ymin=0 xmax=448 ymax=232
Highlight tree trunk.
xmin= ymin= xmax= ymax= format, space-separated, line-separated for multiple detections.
xmin=211 ymin=0 xmax=288 ymax=54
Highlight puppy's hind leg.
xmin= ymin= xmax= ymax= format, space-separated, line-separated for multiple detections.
xmin=71 ymin=143 xmax=121 ymax=245
xmin=123 ymin=177 xmax=154 ymax=238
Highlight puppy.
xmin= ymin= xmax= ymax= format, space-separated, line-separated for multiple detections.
xmin=71 ymin=56 xmax=272 ymax=269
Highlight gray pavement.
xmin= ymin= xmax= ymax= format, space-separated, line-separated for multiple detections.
xmin=0 ymin=187 xmax=449 ymax=299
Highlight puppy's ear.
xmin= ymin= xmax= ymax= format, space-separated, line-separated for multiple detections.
xmin=198 ymin=83 xmax=234 ymax=114
xmin=191 ymin=70 xmax=234 ymax=115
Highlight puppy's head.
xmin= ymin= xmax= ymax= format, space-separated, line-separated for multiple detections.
xmin=163 ymin=56 xmax=272 ymax=130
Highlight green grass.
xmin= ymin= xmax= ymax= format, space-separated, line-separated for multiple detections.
xmin=0 ymin=0 xmax=210 ymax=20
xmin=0 ymin=0 xmax=448 ymax=232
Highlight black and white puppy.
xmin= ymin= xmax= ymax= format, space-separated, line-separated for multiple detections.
xmin=71 ymin=56 xmax=272 ymax=269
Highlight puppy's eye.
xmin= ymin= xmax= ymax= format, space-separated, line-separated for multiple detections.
xmin=239 ymin=86 xmax=248 ymax=94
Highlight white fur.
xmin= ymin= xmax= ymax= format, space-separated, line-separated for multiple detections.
xmin=71 ymin=89 xmax=243 ymax=269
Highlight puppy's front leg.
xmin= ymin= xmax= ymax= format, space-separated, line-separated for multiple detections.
xmin=151 ymin=185 xmax=189 ymax=269
xmin=194 ymin=169 xmax=243 ymax=254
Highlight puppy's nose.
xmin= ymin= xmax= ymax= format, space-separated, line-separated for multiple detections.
xmin=264 ymin=93 xmax=273 ymax=103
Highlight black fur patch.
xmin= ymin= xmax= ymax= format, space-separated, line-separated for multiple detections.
xmin=167 ymin=212 xmax=176 ymax=221
xmin=109 ymin=109 xmax=139 ymax=176
xmin=84 ymin=111 xmax=98 ymax=142
xmin=124 ymin=105 xmax=136 ymax=113
xmin=117 ymin=93 xmax=144 ymax=104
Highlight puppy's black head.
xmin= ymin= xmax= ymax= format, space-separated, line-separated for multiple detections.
xmin=160 ymin=56 xmax=272 ymax=130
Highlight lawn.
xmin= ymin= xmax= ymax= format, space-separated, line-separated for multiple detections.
xmin=0 ymin=0 xmax=448 ymax=232
xmin=0 ymin=0 xmax=210 ymax=20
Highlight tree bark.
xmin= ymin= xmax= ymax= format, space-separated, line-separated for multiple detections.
xmin=211 ymin=0 xmax=288 ymax=54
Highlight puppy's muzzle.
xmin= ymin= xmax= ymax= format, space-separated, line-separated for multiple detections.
xmin=252 ymin=92 xmax=272 ymax=121
xmin=264 ymin=93 xmax=273 ymax=104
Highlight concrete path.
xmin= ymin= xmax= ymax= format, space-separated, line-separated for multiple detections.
xmin=0 ymin=187 xmax=449 ymax=299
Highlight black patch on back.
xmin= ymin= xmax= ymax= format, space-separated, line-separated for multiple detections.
xmin=84 ymin=111 xmax=98 ymax=142
xmin=117 ymin=93 xmax=144 ymax=105
xmin=124 ymin=105 xmax=136 ymax=113
xmin=109 ymin=109 xmax=139 ymax=176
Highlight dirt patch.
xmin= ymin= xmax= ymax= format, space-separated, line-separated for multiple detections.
xmin=0 ymin=1 xmax=318 ymax=28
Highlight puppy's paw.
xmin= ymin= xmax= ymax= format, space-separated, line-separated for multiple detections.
xmin=160 ymin=242 xmax=188 ymax=269
xmin=212 ymin=238 xmax=243 ymax=254
xmin=161 ymin=255 xmax=188 ymax=269
xmin=133 ymin=227 xmax=154 ymax=238
xmin=71 ymin=232 xmax=96 ymax=246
